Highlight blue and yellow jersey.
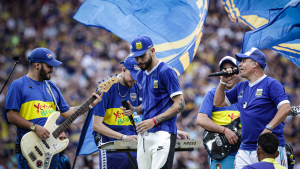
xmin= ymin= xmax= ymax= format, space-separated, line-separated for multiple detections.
xmin=5 ymin=75 xmax=70 ymax=140
xmin=199 ymin=87 xmax=240 ymax=155
xmin=242 ymin=158 xmax=287 ymax=169
xmin=91 ymin=78 xmax=141 ymax=142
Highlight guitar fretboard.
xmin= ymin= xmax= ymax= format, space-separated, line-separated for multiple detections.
xmin=52 ymin=89 xmax=102 ymax=138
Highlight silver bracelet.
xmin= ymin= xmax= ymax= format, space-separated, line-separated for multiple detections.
xmin=133 ymin=107 xmax=136 ymax=112
xmin=89 ymin=104 xmax=93 ymax=109
xmin=122 ymin=135 xmax=127 ymax=140
xmin=220 ymin=79 xmax=227 ymax=85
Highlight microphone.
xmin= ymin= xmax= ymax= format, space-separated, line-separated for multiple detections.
xmin=208 ymin=69 xmax=239 ymax=77
xmin=13 ymin=55 xmax=19 ymax=61
xmin=121 ymin=99 xmax=136 ymax=129
xmin=0 ymin=55 xmax=20 ymax=94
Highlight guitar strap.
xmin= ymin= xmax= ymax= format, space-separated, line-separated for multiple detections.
xmin=45 ymin=80 xmax=60 ymax=112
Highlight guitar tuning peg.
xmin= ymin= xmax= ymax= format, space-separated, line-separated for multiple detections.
xmin=110 ymin=74 xmax=114 ymax=78
xmin=100 ymin=86 xmax=102 ymax=88
xmin=108 ymin=81 xmax=110 ymax=84
xmin=104 ymin=84 xmax=107 ymax=86
xmin=112 ymin=79 xmax=115 ymax=82
xmin=104 ymin=87 xmax=106 ymax=89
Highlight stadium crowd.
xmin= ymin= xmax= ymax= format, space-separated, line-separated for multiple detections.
xmin=0 ymin=0 xmax=300 ymax=169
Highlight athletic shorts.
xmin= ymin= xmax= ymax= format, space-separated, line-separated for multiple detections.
xmin=234 ymin=146 xmax=287 ymax=169
xmin=208 ymin=155 xmax=236 ymax=169
xmin=137 ymin=131 xmax=176 ymax=169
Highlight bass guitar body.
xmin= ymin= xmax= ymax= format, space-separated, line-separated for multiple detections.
xmin=202 ymin=117 xmax=242 ymax=160
xmin=21 ymin=111 xmax=69 ymax=169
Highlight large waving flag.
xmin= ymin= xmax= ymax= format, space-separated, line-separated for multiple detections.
xmin=222 ymin=0 xmax=300 ymax=67
xmin=241 ymin=0 xmax=300 ymax=67
xmin=73 ymin=0 xmax=208 ymax=75
xmin=73 ymin=0 xmax=209 ymax=157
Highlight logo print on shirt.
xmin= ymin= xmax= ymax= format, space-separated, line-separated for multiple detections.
xmin=255 ymin=89 xmax=263 ymax=97
xmin=153 ymin=80 xmax=158 ymax=88
xmin=228 ymin=113 xmax=240 ymax=122
xmin=130 ymin=93 xmax=137 ymax=101
xmin=238 ymin=91 xmax=243 ymax=98
xmin=113 ymin=111 xmax=130 ymax=125
xmin=34 ymin=103 xmax=55 ymax=116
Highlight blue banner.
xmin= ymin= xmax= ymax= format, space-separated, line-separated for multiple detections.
xmin=74 ymin=0 xmax=208 ymax=75
xmin=241 ymin=0 xmax=300 ymax=67
xmin=73 ymin=0 xmax=209 ymax=156
xmin=222 ymin=0 xmax=300 ymax=67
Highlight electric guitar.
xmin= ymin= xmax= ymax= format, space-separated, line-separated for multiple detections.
xmin=21 ymin=75 xmax=118 ymax=169
xmin=202 ymin=117 xmax=242 ymax=160
xmin=203 ymin=106 xmax=300 ymax=160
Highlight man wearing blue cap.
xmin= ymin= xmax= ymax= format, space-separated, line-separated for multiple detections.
xmin=122 ymin=35 xmax=186 ymax=169
xmin=214 ymin=47 xmax=291 ymax=169
xmin=197 ymin=56 xmax=240 ymax=169
xmin=91 ymin=57 xmax=141 ymax=169
xmin=5 ymin=47 xmax=103 ymax=169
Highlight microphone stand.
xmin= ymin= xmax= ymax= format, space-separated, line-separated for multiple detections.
xmin=0 ymin=55 xmax=19 ymax=94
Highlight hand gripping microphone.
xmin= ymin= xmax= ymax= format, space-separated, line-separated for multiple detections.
xmin=121 ymin=99 xmax=136 ymax=129
xmin=208 ymin=69 xmax=239 ymax=77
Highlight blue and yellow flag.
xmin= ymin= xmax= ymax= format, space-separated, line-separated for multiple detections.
xmin=73 ymin=0 xmax=208 ymax=75
xmin=222 ymin=0 xmax=300 ymax=67
xmin=73 ymin=0 xmax=209 ymax=156
xmin=241 ymin=0 xmax=300 ymax=67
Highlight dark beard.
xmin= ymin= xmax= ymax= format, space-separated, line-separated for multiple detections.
xmin=39 ymin=64 xmax=51 ymax=80
xmin=140 ymin=52 xmax=152 ymax=71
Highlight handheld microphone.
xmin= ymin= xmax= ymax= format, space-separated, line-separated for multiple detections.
xmin=121 ymin=99 xmax=136 ymax=128
xmin=208 ymin=69 xmax=239 ymax=77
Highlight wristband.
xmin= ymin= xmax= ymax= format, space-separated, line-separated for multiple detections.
xmin=152 ymin=117 xmax=159 ymax=126
xmin=223 ymin=127 xmax=226 ymax=134
xmin=122 ymin=135 xmax=127 ymax=140
xmin=89 ymin=104 xmax=93 ymax=109
xmin=220 ymin=79 xmax=227 ymax=85
xmin=133 ymin=107 xmax=136 ymax=113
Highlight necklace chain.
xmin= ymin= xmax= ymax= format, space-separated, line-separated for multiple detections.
xmin=118 ymin=76 xmax=130 ymax=97
xmin=27 ymin=75 xmax=43 ymax=87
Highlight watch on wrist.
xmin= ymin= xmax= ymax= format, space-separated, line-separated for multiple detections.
xmin=266 ymin=124 xmax=273 ymax=131
xmin=30 ymin=123 xmax=37 ymax=131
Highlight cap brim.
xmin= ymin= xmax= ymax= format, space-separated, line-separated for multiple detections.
xmin=45 ymin=59 xmax=62 ymax=67
xmin=128 ymin=49 xmax=148 ymax=58
xmin=235 ymin=53 xmax=250 ymax=63
xmin=120 ymin=61 xmax=124 ymax=64
xmin=219 ymin=59 xmax=238 ymax=70
xmin=129 ymin=70 xmax=138 ymax=81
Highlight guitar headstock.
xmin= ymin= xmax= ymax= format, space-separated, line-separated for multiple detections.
xmin=98 ymin=74 xmax=118 ymax=93
xmin=290 ymin=106 xmax=300 ymax=116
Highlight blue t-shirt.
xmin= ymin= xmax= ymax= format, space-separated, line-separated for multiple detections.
xmin=91 ymin=78 xmax=142 ymax=142
xmin=242 ymin=158 xmax=286 ymax=169
xmin=137 ymin=61 xmax=182 ymax=135
xmin=225 ymin=75 xmax=289 ymax=150
xmin=5 ymin=75 xmax=70 ymax=167
xmin=199 ymin=87 xmax=240 ymax=156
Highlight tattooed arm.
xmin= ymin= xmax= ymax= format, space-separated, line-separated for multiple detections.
xmin=156 ymin=94 xmax=185 ymax=124
xmin=136 ymin=94 xmax=185 ymax=134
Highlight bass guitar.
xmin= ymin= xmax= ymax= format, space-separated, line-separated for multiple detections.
xmin=203 ymin=106 xmax=300 ymax=160
xmin=21 ymin=75 xmax=118 ymax=169
xmin=202 ymin=117 xmax=242 ymax=160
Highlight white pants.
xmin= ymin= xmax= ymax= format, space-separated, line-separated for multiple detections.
xmin=137 ymin=131 xmax=176 ymax=169
xmin=234 ymin=146 xmax=287 ymax=169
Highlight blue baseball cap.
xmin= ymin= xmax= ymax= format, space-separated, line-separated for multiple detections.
xmin=128 ymin=35 xmax=153 ymax=58
xmin=28 ymin=47 xmax=62 ymax=67
xmin=235 ymin=47 xmax=267 ymax=68
xmin=219 ymin=56 xmax=238 ymax=70
xmin=122 ymin=57 xmax=140 ymax=81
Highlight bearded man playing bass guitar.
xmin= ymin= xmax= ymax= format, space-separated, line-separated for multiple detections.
xmin=197 ymin=56 xmax=240 ymax=169
xmin=5 ymin=47 xmax=103 ymax=169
